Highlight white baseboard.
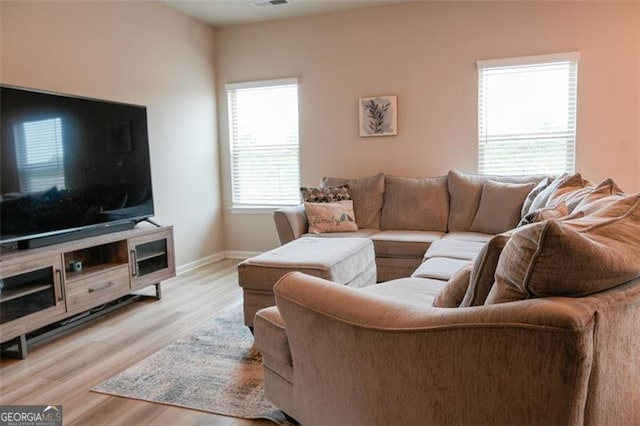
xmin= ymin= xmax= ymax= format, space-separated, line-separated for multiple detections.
xmin=175 ymin=250 xmax=262 ymax=275
xmin=225 ymin=250 xmax=261 ymax=259
xmin=176 ymin=251 xmax=226 ymax=275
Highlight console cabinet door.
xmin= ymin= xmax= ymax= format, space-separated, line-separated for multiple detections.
xmin=0 ymin=256 xmax=67 ymax=343
xmin=128 ymin=228 xmax=175 ymax=291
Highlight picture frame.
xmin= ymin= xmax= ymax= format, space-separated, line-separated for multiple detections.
xmin=359 ymin=95 xmax=397 ymax=137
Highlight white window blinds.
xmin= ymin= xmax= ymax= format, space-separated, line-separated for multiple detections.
xmin=226 ymin=78 xmax=300 ymax=208
xmin=477 ymin=52 xmax=579 ymax=175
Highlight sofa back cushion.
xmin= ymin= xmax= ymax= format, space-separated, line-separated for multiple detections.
xmin=469 ymin=180 xmax=535 ymax=234
xmin=322 ymin=173 xmax=385 ymax=229
xmin=447 ymin=170 xmax=544 ymax=232
xmin=486 ymin=194 xmax=640 ymax=304
xmin=380 ymin=175 xmax=449 ymax=231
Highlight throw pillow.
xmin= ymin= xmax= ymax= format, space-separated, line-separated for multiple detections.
xmin=304 ymin=200 xmax=359 ymax=234
xmin=322 ymin=173 xmax=385 ymax=229
xmin=520 ymin=177 xmax=554 ymax=218
xmin=460 ymin=233 xmax=511 ymax=307
xmin=433 ymin=265 xmax=473 ymax=308
xmin=469 ymin=180 xmax=536 ymax=234
xmin=573 ymin=178 xmax=625 ymax=215
xmin=486 ymin=194 xmax=640 ymax=304
xmin=300 ymin=185 xmax=351 ymax=203
xmin=547 ymin=174 xmax=592 ymax=203
xmin=526 ymin=173 xmax=573 ymax=212
xmin=518 ymin=202 xmax=570 ymax=227
xmin=380 ymin=175 xmax=449 ymax=232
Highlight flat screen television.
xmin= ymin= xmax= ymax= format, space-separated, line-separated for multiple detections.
xmin=1 ymin=85 xmax=154 ymax=249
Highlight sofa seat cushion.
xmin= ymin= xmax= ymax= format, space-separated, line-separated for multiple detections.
xmin=380 ymin=175 xmax=449 ymax=231
xmin=487 ymin=194 xmax=640 ymax=304
xmin=370 ymin=230 xmax=444 ymax=258
xmin=322 ymin=173 xmax=385 ymax=229
xmin=411 ymin=257 xmax=473 ymax=281
xmin=424 ymin=238 xmax=486 ymax=261
xmin=442 ymin=232 xmax=493 ymax=243
xmin=362 ymin=277 xmax=446 ymax=307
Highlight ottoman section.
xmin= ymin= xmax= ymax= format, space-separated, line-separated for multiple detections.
xmin=238 ymin=237 xmax=376 ymax=327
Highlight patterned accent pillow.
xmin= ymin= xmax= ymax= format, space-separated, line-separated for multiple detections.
xmin=304 ymin=200 xmax=358 ymax=234
xmin=300 ymin=185 xmax=351 ymax=203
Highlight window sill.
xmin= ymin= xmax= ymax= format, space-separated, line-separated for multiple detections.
xmin=230 ymin=206 xmax=293 ymax=215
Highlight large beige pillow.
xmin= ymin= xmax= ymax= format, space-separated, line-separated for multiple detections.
xmin=573 ymin=178 xmax=625 ymax=215
xmin=304 ymin=200 xmax=359 ymax=234
xmin=486 ymin=194 xmax=640 ymax=304
xmin=469 ymin=180 xmax=535 ymax=234
xmin=433 ymin=265 xmax=473 ymax=308
xmin=322 ymin=173 xmax=385 ymax=229
xmin=380 ymin=175 xmax=449 ymax=231
xmin=547 ymin=185 xmax=595 ymax=213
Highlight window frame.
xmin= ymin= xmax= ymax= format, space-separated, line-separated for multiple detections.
xmin=477 ymin=52 xmax=580 ymax=176
xmin=225 ymin=78 xmax=301 ymax=212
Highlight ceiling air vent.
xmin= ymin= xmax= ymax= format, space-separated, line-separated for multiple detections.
xmin=250 ymin=0 xmax=289 ymax=8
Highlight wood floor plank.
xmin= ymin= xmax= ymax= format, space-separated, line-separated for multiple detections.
xmin=0 ymin=258 xmax=268 ymax=425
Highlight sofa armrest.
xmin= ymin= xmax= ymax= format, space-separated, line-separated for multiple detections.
xmin=273 ymin=204 xmax=308 ymax=245
xmin=272 ymin=271 xmax=596 ymax=425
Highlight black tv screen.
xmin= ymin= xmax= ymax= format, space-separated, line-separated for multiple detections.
xmin=0 ymin=85 xmax=154 ymax=247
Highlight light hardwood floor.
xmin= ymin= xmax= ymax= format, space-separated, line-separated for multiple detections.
xmin=0 ymin=258 xmax=271 ymax=425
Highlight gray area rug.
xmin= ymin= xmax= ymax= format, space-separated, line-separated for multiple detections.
xmin=92 ymin=306 xmax=289 ymax=424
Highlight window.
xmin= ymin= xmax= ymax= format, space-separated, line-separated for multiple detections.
xmin=14 ymin=117 xmax=66 ymax=192
xmin=226 ymin=78 xmax=300 ymax=209
xmin=477 ymin=52 xmax=579 ymax=175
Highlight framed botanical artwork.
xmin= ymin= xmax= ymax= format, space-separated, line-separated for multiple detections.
xmin=359 ymin=95 xmax=397 ymax=137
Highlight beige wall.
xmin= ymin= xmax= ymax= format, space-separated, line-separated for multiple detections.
xmin=1 ymin=1 xmax=224 ymax=268
xmin=216 ymin=1 xmax=640 ymax=252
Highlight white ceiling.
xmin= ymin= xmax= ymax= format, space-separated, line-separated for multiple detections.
xmin=161 ymin=0 xmax=406 ymax=27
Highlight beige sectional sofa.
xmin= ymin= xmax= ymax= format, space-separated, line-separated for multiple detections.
xmin=259 ymin=170 xmax=640 ymax=424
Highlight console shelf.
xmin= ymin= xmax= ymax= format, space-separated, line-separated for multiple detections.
xmin=0 ymin=283 xmax=51 ymax=303
xmin=0 ymin=225 xmax=175 ymax=359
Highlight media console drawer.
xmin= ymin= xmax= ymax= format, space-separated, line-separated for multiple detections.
xmin=65 ymin=265 xmax=130 ymax=314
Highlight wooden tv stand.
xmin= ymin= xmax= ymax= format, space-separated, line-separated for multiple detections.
xmin=0 ymin=225 xmax=175 ymax=359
